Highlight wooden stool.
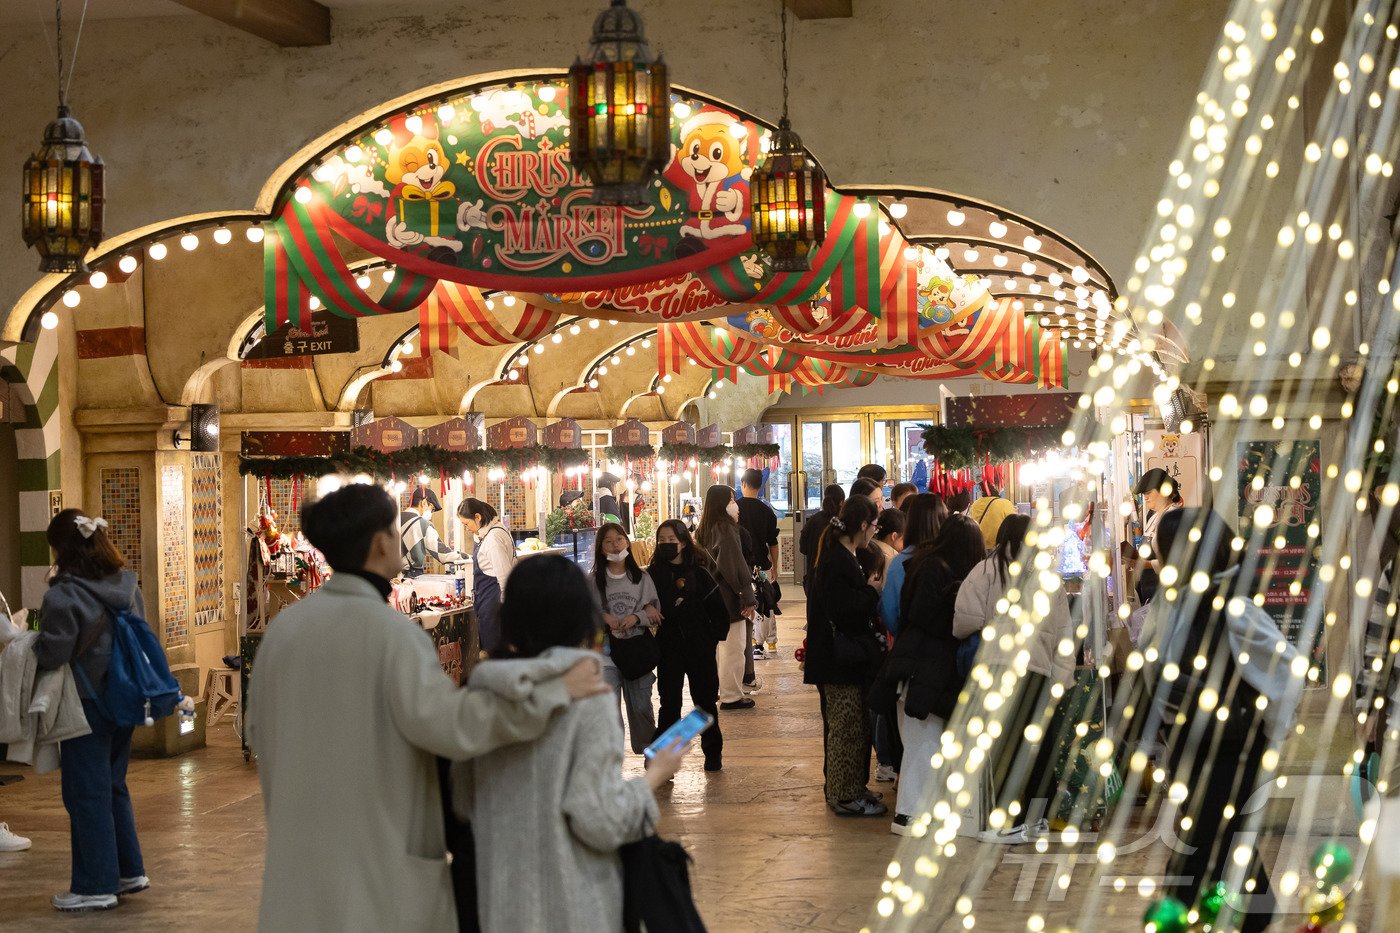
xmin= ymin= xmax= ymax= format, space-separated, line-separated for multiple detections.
xmin=204 ymin=668 xmax=240 ymax=729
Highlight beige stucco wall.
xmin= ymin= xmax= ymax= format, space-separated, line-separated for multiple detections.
xmin=0 ymin=0 xmax=1233 ymax=326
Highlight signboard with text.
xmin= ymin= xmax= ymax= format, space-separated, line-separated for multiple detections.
xmin=1236 ymin=439 xmax=1322 ymax=660
xmin=245 ymin=312 xmax=359 ymax=359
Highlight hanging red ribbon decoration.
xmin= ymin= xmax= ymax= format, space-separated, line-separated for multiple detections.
xmin=440 ymin=467 xmax=447 ymax=497
xmin=264 ymin=475 xmax=273 ymax=513
xmin=291 ymin=473 xmax=301 ymax=514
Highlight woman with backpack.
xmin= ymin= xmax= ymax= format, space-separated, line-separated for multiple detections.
xmin=803 ymin=495 xmax=887 ymax=817
xmin=649 ymin=519 xmax=731 ymax=772
xmin=453 ymin=555 xmax=690 ymax=932
xmin=952 ymin=513 xmax=1075 ymax=844
xmin=33 ymin=509 xmax=150 ymax=912
xmin=592 ymin=523 xmax=661 ymax=757
xmin=694 ymin=485 xmax=757 ymax=711
xmin=880 ymin=514 xmax=987 ymax=836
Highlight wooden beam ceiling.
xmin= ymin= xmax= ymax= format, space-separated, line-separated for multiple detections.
xmin=170 ymin=0 xmax=330 ymax=47
xmin=788 ymin=0 xmax=853 ymax=19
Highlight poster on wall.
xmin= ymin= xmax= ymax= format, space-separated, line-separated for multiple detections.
xmin=1144 ymin=430 xmax=1204 ymax=506
xmin=1236 ymin=439 xmax=1323 ymax=664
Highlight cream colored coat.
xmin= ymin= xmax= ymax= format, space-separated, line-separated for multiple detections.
xmin=247 ymin=573 xmax=572 ymax=933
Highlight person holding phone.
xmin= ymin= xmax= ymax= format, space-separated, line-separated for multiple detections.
xmin=453 ymin=555 xmax=689 ymax=933
xmin=592 ymin=524 xmax=661 ymax=756
xmin=804 ymin=495 xmax=887 ymax=817
xmin=694 ymin=485 xmax=758 ymax=711
xmin=649 ymin=519 xmax=730 ymax=771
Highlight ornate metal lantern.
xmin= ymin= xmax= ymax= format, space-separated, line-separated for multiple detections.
xmin=751 ymin=119 xmax=826 ymax=272
xmin=568 ymin=0 xmax=671 ymax=206
xmin=22 ymin=105 xmax=104 ymax=274
xmin=750 ymin=2 xmax=825 ymax=272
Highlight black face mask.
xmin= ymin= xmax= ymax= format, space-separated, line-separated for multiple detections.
xmin=653 ymin=542 xmax=680 ymax=563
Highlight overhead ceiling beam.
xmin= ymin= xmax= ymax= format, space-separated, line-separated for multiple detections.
xmin=170 ymin=0 xmax=330 ymax=47
xmin=787 ymin=0 xmax=853 ymax=19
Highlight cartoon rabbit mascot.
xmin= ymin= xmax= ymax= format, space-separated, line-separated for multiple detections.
xmin=384 ymin=114 xmax=466 ymax=261
xmin=668 ymin=107 xmax=754 ymax=259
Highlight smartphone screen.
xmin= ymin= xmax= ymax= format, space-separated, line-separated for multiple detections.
xmin=643 ymin=708 xmax=714 ymax=759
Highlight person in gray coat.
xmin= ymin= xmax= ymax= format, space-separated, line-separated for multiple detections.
xmin=454 ymin=555 xmax=690 ymax=932
xmin=248 ymin=485 xmax=607 ymax=933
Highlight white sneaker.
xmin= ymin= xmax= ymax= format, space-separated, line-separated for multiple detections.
xmin=0 ymin=823 xmax=30 ymax=852
xmin=874 ymin=764 xmax=897 ymax=783
xmin=118 ymin=875 xmax=150 ymax=895
xmin=742 ymin=679 xmax=763 ymax=694
xmin=978 ymin=824 xmax=1030 ymax=845
xmin=52 ymin=892 xmax=118 ymax=912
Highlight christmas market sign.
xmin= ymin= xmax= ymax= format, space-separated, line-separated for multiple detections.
xmin=299 ymin=81 xmax=766 ymax=293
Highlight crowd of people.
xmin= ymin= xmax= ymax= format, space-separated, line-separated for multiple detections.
xmin=6 ymin=458 xmax=1327 ymax=932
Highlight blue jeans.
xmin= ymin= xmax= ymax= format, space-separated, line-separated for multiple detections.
xmin=59 ymin=698 xmax=144 ymax=895
xmin=600 ymin=656 xmax=657 ymax=756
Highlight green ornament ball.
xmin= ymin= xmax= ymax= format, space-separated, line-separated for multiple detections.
xmin=1142 ymin=896 xmax=1190 ymax=933
xmin=1196 ymin=880 xmax=1227 ymax=926
xmin=1310 ymin=841 xmax=1355 ymax=887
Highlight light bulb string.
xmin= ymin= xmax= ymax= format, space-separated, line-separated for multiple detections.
xmin=779 ymin=0 xmax=789 ymax=124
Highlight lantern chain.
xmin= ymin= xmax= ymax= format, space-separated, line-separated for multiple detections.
xmin=779 ymin=0 xmax=790 ymax=124
xmin=52 ymin=0 xmax=91 ymax=110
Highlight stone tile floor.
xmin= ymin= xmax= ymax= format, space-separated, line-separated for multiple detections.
xmin=0 ymin=599 xmax=1374 ymax=931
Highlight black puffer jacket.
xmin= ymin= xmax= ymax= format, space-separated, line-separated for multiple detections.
xmin=880 ymin=556 xmax=967 ymax=721
xmin=803 ymin=543 xmax=882 ymax=686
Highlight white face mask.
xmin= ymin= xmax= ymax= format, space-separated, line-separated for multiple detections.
xmin=606 ymin=550 xmax=629 ymax=563
xmin=726 ymin=501 xmax=740 ymax=520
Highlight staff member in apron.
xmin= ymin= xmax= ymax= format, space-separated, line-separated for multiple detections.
xmin=458 ymin=497 xmax=516 ymax=655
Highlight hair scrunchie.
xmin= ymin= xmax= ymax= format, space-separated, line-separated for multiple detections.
xmin=830 ymin=517 xmax=846 ymax=532
xmin=74 ymin=515 xmax=109 ymax=539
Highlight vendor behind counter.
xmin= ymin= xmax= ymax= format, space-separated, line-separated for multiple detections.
xmin=458 ymin=496 xmax=515 ymax=655
xmin=399 ymin=487 xmax=461 ymax=578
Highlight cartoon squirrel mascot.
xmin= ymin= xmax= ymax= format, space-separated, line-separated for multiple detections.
xmin=383 ymin=114 xmax=474 ymax=259
xmin=668 ymin=107 xmax=754 ymax=259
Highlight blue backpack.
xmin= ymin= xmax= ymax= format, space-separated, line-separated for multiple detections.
xmin=74 ymin=608 xmax=182 ymax=728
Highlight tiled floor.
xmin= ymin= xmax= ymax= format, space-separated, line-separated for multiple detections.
xmin=0 ymin=597 xmax=1377 ymax=931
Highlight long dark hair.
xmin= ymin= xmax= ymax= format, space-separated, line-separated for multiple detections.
xmin=815 ymin=494 xmax=879 ymax=573
xmin=457 ymin=496 xmax=498 ymax=525
xmin=499 ymin=554 xmax=604 ymax=658
xmin=903 ymin=493 xmax=948 ymax=551
xmin=592 ymin=522 xmax=642 ymax=597
xmin=910 ymin=513 xmax=986 ymax=584
xmin=819 ymin=483 xmax=845 ymax=517
xmin=991 ymin=513 xmax=1032 ymax=585
xmin=694 ymin=483 xmax=737 ymax=555
xmin=47 ymin=508 xmax=125 ymax=580
xmin=858 ymin=542 xmax=887 ymax=582
xmin=654 ymin=519 xmax=709 ymax=570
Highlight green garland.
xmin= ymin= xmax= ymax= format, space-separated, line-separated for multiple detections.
xmin=239 ymin=444 xmax=590 ymax=479
xmin=920 ymin=424 xmax=1068 ymax=470
xmin=603 ymin=444 xmax=656 ymax=462
xmin=730 ymin=442 xmax=781 ymax=459
xmin=658 ymin=442 xmax=731 ymax=464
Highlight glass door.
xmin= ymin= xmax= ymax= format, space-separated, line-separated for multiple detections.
xmin=797 ymin=419 xmax=863 ymax=509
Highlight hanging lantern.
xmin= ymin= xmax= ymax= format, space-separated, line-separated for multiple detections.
xmin=750 ymin=0 xmax=825 ymax=272
xmin=568 ymin=0 xmax=671 ymax=206
xmin=751 ymin=119 xmax=825 ymax=272
xmin=22 ymin=106 xmax=104 ymax=274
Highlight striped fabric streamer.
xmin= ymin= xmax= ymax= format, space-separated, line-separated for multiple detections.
xmin=671 ymin=321 xmax=760 ymax=369
xmin=263 ymin=232 xmax=311 ymax=331
xmin=265 ymin=194 xmax=440 ymax=331
xmin=656 ymin=323 xmax=685 ymax=377
xmin=881 ymin=253 xmax=920 ymax=348
xmin=418 ymin=282 xmax=559 ymax=354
